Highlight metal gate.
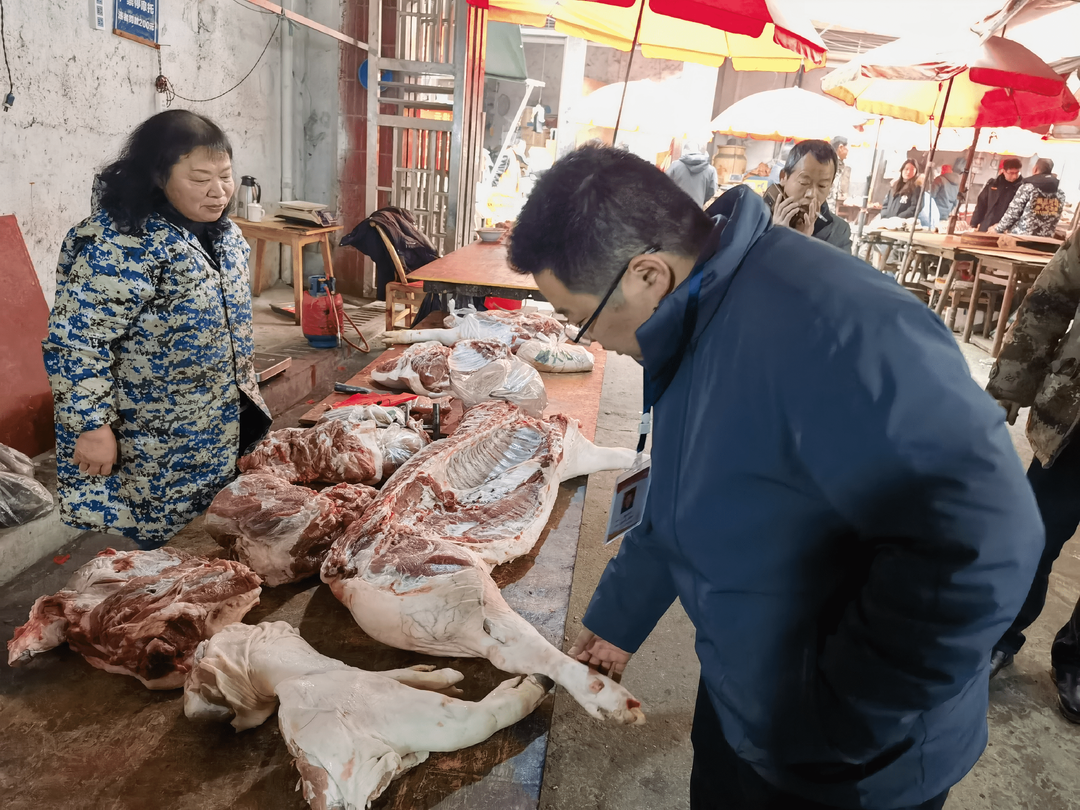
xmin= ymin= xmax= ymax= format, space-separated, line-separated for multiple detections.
xmin=370 ymin=0 xmax=487 ymax=258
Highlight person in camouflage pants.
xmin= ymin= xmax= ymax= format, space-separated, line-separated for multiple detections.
xmin=986 ymin=232 xmax=1080 ymax=722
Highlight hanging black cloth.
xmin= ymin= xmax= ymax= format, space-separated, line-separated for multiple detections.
xmin=341 ymin=207 xmax=440 ymax=300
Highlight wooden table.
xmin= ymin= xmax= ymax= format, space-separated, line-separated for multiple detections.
xmin=961 ymin=248 xmax=1052 ymax=356
xmin=409 ymin=240 xmax=542 ymax=302
xmin=1 ymin=321 xmax=616 ymax=810
xmin=234 ymin=217 xmax=345 ymax=323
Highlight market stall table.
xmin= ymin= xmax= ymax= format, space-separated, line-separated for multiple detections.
xmin=961 ymin=248 xmax=1053 ymax=356
xmin=0 ymin=319 xmax=614 ymax=810
xmin=234 ymin=217 xmax=345 ymax=323
xmin=408 ymin=240 xmax=542 ymax=302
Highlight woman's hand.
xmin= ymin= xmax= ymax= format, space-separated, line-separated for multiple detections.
xmin=73 ymin=425 xmax=117 ymax=476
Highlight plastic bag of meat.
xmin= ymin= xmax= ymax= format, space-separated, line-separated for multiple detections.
xmin=0 ymin=443 xmax=36 ymax=478
xmin=377 ymin=422 xmax=428 ymax=472
xmin=7 ymin=547 xmax=262 ymax=689
xmin=207 ymin=473 xmax=377 ymax=586
xmin=317 ymin=404 xmax=408 ymax=428
xmin=370 ymin=341 xmax=452 ymax=396
xmin=449 ymin=342 xmax=547 ymax=417
xmin=240 ymin=420 xmax=385 ymax=485
xmin=0 ymin=470 xmax=54 ymax=527
xmin=516 ymin=340 xmax=595 ymax=373
xmin=240 ymin=418 xmax=428 ymax=486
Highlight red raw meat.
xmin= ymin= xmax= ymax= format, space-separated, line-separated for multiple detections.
xmin=206 ymin=472 xmax=377 ymax=586
xmin=7 ymin=548 xmax=262 ymax=689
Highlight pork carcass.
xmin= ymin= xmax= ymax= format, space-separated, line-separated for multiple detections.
xmin=322 ymin=401 xmax=645 ymax=724
xmin=185 ymin=621 xmax=550 ymax=810
xmin=382 ymin=310 xmax=564 ymax=351
xmin=206 ymin=473 xmax=378 ymax=587
xmin=370 ymin=341 xmax=452 ymax=396
xmin=7 ymin=548 xmax=261 ymax=689
xmin=239 ymin=417 xmax=427 ymax=485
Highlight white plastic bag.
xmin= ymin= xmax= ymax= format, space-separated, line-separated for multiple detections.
xmin=0 ymin=443 xmax=35 ymax=478
xmin=0 ymin=471 xmax=54 ymax=527
xmin=450 ymin=353 xmax=547 ymax=417
xmin=517 ymin=340 xmax=595 ymax=373
xmin=318 ymin=404 xmax=408 ymax=428
xmin=375 ymin=422 xmax=429 ymax=474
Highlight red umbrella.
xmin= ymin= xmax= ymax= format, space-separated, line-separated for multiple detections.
xmin=824 ymin=32 xmax=1077 ymax=237
xmin=581 ymin=0 xmax=826 ymax=66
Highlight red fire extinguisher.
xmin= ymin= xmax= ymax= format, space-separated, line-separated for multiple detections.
xmin=302 ymin=275 xmax=370 ymax=352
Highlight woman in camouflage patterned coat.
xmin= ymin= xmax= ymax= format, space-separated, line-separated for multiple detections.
xmin=43 ymin=110 xmax=272 ymax=548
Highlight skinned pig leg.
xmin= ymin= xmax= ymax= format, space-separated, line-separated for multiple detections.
xmin=555 ymin=417 xmax=641 ymax=482
xmin=327 ymin=561 xmax=645 ymax=725
xmin=377 ymin=664 xmax=465 ymax=694
xmin=277 ymin=669 xmax=550 ymax=810
xmin=380 ymin=327 xmax=459 ymax=346
xmin=185 ymin=621 xmax=353 ymax=730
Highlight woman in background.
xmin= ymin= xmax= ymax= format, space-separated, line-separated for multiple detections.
xmin=43 ymin=109 xmax=271 ymax=548
xmin=881 ymin=159 xmax=920 ymax=219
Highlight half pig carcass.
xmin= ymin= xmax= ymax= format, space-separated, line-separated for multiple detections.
xmin=322 ymin=401 xmax=645 ymax=724
xmin=370 ymin=341 xmax=452 ymax=396
xmin=239 ymin=417 xmax=427 ymax=485
xmin=206 ymin=472 xmax=378 ymax=586
xmin=7 ymin=548 xmax=262 ymax=688
xmin=185 ymin=621 xmax=550 ymax=810
xmin=382 ymin=310 xmax=564 ymax=352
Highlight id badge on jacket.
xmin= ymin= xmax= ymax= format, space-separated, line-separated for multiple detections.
xmin=604 ymin=455 xmax=651 ymax=545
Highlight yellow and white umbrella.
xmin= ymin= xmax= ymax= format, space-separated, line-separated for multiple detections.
xmin=711 ymin=86 xmax=873 ymax=142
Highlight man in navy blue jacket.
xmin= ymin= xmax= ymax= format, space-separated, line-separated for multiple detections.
xmin=508 ymin=146 xmax=1043 ymax=810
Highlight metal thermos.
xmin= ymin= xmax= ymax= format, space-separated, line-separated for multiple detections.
xmin=236 ymin=175 xmax=261 ymax=217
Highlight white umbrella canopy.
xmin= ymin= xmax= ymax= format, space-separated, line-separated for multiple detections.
xmin=871 ymin=118 xmax=1048 ymax=154
xmin=710 ymin=86 xmax=873 ymax=141
xmin=563 ymin=78 xmax=712 ymax=141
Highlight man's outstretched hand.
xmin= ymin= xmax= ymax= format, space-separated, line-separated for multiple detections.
xmin=568 ymin=628 xmax=632 ymax=683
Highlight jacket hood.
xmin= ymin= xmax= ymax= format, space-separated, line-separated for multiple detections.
xmin=1026 ymin=173 xmax=1060 ymax=194
xmin=939 ymin=173 xmax=961 ymax=190
xmin=680 ymin=152 xmax=711 ymax=173
xmin=637 ymin=185 xmax=771 ymax=376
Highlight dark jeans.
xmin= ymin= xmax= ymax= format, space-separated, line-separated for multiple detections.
xmin=689 ymin=681 xmax=949 ymax=810
xmin=995 ymin=439 xmax=1080 ymax=660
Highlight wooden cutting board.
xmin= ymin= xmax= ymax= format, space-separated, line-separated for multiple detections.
xmin=960 ymin=231 xmax=1063 ymax=254
xmin=0 ymin=215 xmax=55 ymax=457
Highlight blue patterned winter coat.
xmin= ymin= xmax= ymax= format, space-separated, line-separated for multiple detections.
xmin=43 ymin=210 xmax=271 ymax=547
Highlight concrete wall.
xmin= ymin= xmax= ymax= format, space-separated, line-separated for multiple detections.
xmin=0 ymin=0 xmax=286 ymax=303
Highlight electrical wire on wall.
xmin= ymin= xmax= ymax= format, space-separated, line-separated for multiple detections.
xmin=1 ymin=0 xmax=15 ymax=111
xmin=155 ymin=13 xmax=281 ymax=106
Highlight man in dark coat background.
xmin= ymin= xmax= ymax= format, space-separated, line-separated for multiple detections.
xmin=969 ymin=157 xmax=1023 ymax=232
xmin=508 ymin=145 xmax=1042 ymax=810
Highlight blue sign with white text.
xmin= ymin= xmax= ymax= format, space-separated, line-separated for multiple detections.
xmin=114 ymin=0 xmax=159 ymax=46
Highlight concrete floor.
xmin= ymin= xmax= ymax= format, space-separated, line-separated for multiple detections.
xmin=539 ymin=343 xmax=1080 ymax=809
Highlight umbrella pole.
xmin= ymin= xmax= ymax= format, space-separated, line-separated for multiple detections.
xmin=947 ymin=127 xmax=981 ymax=235
xmin=612 ymin=0 xmax=647 ymax=145
xmin=900 ymin=77 xmax=953 ymax=281
xmin=854 ymin=117 xmax=884 ymax=254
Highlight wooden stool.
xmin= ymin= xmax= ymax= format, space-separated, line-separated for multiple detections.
xmin=373 ymin=223 xmax=432 ymax=330
xmin=234 ymin=217 xmax=345 ymax=324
